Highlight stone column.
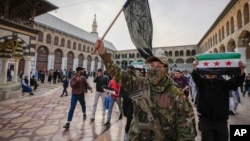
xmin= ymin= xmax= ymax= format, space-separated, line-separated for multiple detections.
xmin=0 ymin=58 xmax=9 ymax=83
xmin=234 ymin=47 xmax=246 ymax=64
xmin=91 ymin=61 xmax=95 ymax=72
xmin=83 ymin=59 xmax=87 ymax=69
xmin=62 ymin=57 xmax=67 ymax=70
xmin=73 ymin=58 xmax=79 ymax=71
xmin=98 ymin=62 xmax=101 ymax=69
xmin=23 ymin=56 xmax=32 ymax=84
xmin=235 ymin=47 xmax=248 ymax=73
xmin=48 ymin=54 xmax=55 ymax=70
xmin=13 ymin=58 xmax=20 ymax=82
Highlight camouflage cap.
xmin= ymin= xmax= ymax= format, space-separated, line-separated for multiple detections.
xmin=146 ymin=49 xmax=168 ymax=65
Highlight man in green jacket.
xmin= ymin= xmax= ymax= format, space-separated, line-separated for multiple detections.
xmin=93 ymin=40 xmax=197 ymax=141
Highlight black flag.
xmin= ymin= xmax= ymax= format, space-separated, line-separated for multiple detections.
xmin=123 ymin=0 xmax=153 ymax=59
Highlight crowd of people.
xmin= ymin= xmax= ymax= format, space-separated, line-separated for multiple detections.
xmin=15 ymin=39 xmax=250 ymax=141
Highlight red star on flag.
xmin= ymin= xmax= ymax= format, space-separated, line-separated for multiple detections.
xmin=203 ymin=62 xmax=209 ymax=67
xmin=225 ymin=60 xmax=232 ymax=66
xmin=214 ymin=61 xmax=220 ymax=66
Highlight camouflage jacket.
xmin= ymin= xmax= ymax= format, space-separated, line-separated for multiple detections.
xmin=100 ymin=53 xmax=196 ymax=141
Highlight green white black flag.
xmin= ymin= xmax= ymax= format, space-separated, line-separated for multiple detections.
xmin=195 ymin=53 xmax=241 ymax=75
xmin=123 ymin=0 xmax=153 ymax=59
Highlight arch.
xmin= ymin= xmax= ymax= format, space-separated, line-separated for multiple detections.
xmin=180 ymin=50 xmax=184 ymax=56
xmin=238 ymin=30 xmax=250 ymax=59
xmin=175 ymin=58 xmax=184 ymax=64
xmin=83 ymin=44 xmax=86 ymax=52
xmin=38 ymin=32 xmax=43 ymax=42
xmin=60 ymin=38 xmax=65 ymax=47
xmin=219 ymin=29 xmax=221 ymax=41
xmin=186 ymin=58 xmax=195 ymax=63
xmin=54 ymin=36 xmax=58 ymax=45
xmin=78 ymin=43 xmax=81 ymax=51
xmin=169 ymin=51 xmax=172 ymax=56
xmin=219 ymin=45 xmax=226 ymax=53
xmin=73 ymin=42 xmax=76 ymax=50
xmin=237 ymin=10 xmax=242 ymax=29
xmin=227 ymin=39 xmax=236 ymax=52
xmin=36 ymin=46 xmax=49 ymax=70
xmin=213 ymin=48 xmax=218 ymax=53
xmin=165 ymin=51 xmax=169 ymax=57
xmin=67 ymin=40 xmax=71 ymax=49
xmin=67 ymin=51 xmax=74 ymax=70
xmin=78 ymin=54 xmax=84 ymax=67
xmin=168 ymin=58 xmax=174 ymax=64
xmin=46 ymin=34 xmax=51 ymax=44
xmin=175 ymin=50 xmax=179 ymax=57
xmin=186 ymin=50 xmax=191 ymax=56
xmin=226 ymin=21 xmax=230 ymax=36
xmin=215 ymin=33 xmax=218 ymax=44
xmin=87 ymin=46 xmax=90 ymax=53
xmin=221 ymin=26 xmax=225 ymax=39
xmin=116 ymin=61 xmax=120 ymax=65
xmin=230 ymin=16 xmax=235 ymax=34
xmin=191 ymin=50 xmax=196 ymax=55
xmin=243 ymin=3 xmax=249 ymax=25
xmin=54 ymin=49 xmax=63 ymax=70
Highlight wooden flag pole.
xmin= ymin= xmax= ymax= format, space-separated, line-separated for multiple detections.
xmin=92 ymin=0 xmax=130 ymax=54
xmin=101 ymin=0 xmax=131 ymax=40
xmin=101 ymin=6 xmax=124 ymax=40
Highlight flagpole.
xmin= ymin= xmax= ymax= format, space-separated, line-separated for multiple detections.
xmin=101 ymin=7 xmax=124 ymax=40
xmin=92 ymin=0 xmax=130 ymax=54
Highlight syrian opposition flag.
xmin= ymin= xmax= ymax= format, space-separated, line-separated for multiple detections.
xmin=195 ymin=53 xmax=241 ymax=75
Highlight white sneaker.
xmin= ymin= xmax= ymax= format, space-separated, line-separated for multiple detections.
xmin=124 ymin=133 xmax=129 ymax=141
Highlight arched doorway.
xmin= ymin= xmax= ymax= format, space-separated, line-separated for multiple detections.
xmin=78 ymin=54 xmax=84 ymax=67
xmin=67 ymin=51 xmax=74 ymax=70
xmin=227 ymin=39 xmax=236 ymax=52
xmin=36 ymin=46 xmax=49 ymax=71
xmin=54 ymin=49 xmax=63 ymax=70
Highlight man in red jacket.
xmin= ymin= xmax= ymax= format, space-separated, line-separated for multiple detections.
xmin=104 ymin=76 xmax=123 ymax=126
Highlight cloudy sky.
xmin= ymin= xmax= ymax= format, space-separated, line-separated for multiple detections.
xmin=47 ymin=0 xmax=230 ymax=50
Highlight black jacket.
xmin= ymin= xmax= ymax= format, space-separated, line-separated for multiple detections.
xmin=192 ymin=70 xmax=245 ymax=121
xmin=93 ymin=75 xmax=109 ymax=92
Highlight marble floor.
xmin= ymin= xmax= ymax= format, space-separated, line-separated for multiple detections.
xmin=0 ymin=77 xmax=250 ymax=141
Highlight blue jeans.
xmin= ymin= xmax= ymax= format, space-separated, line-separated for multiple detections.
xmin=61 ymin=87 xmax=68 ymax=96
xmin=107 ymin=97 xmax=122 ymax=122
xmin=67 ymin=94 xmax=86 ymax=122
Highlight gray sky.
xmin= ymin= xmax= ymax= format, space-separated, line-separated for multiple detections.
xmin=47 ymin=0 xmax=230 ymax=50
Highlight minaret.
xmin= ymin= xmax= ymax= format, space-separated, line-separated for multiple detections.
xmin=91 ymin=14 xmax=98 ymax=36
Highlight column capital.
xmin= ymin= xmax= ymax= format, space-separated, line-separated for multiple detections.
xmin=23 ymin=56 xmax=33 ymax=61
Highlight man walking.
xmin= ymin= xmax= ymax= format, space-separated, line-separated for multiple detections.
xmin=90 ymin=68 xmax=109 ymax=122
xmin=63 ymin=67 xmax=93 ymax=129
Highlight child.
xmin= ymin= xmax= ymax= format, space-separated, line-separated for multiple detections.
xmin=61 ymin=76 xmax=69 ymax=97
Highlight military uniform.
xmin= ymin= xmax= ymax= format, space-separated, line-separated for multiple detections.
xmin=100 ymin=53 xmax=196 ymax=141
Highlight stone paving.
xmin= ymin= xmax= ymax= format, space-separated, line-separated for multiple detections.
xmin=0 ymin=77 xmax=250 ymax=141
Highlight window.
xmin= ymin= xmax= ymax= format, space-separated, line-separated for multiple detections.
xmin=46 ymin=34 xmax=51 ymax=44
xmin=67 ymin=40 xmax=71 ymax=48
xmin=38 ymin=32 xmax=43 ymax=42
xmin=61 ymin=38 xmax=65 ymax=47
xmin=54 ymin=36 xmax=59 ymax=45
xmin=237 ymin=10 xmax=242 ymax=29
